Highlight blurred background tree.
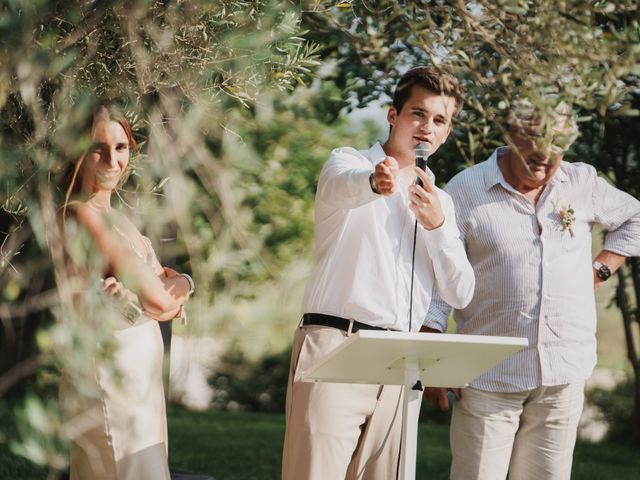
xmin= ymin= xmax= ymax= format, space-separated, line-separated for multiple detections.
xmin=0 ymin=0 xmax=323 ymax=471
xmin=574 ymin=90 xmax=640 ymax=442
xmin=1 ymin=0 xmax=639 ymax=475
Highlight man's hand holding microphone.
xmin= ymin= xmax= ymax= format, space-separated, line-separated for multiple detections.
xmin=409 ymin=142 xmax=444 ymax=231
xmin=370 ymin=143 xmax=445 ymax=231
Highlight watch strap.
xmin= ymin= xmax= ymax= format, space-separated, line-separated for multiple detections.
xmin=369 ymin=172 xmax=379 ymax=194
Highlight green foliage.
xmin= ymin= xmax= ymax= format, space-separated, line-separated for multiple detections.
xmin=0 ymin=0 xmax=324 ymax=328
xmin=237 ymin=86 xmax=381 ymax=268
xmin=574 ymin=93 xmax=640 ymax=198
xmin=10 ymin=396 xmax=67 ymax=471
xmin=0 ymin=0 xmax=320 ymax=105
xmin=303 ymin=0 xmax=640 ymax=163
xmin=0 ymin=0 xmax=323 ymax=472
xmin=587 ymin=376 xmax=635 ymax=443
xmin=209 ymin=345 xmax=291 ymax=413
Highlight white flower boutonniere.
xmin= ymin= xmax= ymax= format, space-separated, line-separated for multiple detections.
xmin=558 ymin=205 xmax=575 ymax=238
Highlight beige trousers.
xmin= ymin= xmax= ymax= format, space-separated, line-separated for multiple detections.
xmin=282 ymin=325 xmax=403 ymax=480
xmin=450 ymin=383 xmax=585 ymax=480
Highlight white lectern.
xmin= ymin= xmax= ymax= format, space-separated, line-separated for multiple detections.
xmin=301 ymin=330 xmax=527 ymax=480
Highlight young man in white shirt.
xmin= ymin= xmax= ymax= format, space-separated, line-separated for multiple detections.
xmin=281 ymin=67 xmax=475 ymax=480
xmin=424 ymin=102 xmax=640 ymax=480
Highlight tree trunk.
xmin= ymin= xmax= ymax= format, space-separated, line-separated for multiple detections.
xmin=615 ymin=262 xmax=640 ymax=443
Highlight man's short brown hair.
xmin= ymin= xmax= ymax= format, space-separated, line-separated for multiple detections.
xmin=392 ymin=66 xmax=464 ymax=117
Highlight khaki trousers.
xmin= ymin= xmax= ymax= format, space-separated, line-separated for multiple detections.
xmin=450 ymin=383 xmax=585 ymax=480
xmin=282 ymin=325 xmax=403 ymax=480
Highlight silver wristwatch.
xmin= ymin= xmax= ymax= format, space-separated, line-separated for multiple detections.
xmin=592 ymin=261 xmax=612 ymax=281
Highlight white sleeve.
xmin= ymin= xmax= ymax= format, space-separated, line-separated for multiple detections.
xmin=316 ymin=148 xmax=379 ymax=210
xmin=420 ymin=191 xmax=475 ymax=310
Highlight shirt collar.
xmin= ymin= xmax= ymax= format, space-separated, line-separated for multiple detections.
xmin=483 ymin=148 xmax=505 ymax=191
xmin=369 ymin=142 xmax=388 ymax=165
xmin=554 ymin=163 xmax=569 ymax=183
xmin=369 ymin=142 xmax=437 ymax=184
xmin=483 ymin=147 xmax=569 ymax=191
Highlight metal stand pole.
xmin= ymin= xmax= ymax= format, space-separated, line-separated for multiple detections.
xmin=398 ymin=359 xmax=422 ymax=480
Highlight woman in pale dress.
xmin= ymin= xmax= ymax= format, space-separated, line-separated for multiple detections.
xmin=60 ymin=103 xmax=194 ymax=479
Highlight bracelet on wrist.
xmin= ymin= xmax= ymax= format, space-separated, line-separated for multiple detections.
xmin=181 ymin=273 xmax=196 ymax=295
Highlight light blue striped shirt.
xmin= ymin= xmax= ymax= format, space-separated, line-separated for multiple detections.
xmin=425 ymin=148 xmax=640 ymax=392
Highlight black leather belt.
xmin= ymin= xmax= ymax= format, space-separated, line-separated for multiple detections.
xmin=302 ymin=313 xmax=388 ymax=333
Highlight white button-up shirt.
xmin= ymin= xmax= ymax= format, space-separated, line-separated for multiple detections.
xmin=301 ymin=143 xmax=475 ymax=333
xmin=426 ymin=148 xmax=640 ymax=392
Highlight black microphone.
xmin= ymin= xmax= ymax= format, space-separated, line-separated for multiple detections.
xmin=414 ymin=142 xmax=431 ymax=188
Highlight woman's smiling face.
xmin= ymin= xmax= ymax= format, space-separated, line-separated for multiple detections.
xmin=79 ymin=118 xmax=130 ymax=194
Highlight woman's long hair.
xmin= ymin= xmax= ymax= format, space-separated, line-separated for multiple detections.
xmin=62 ymin=102 xmax=138 ymax=217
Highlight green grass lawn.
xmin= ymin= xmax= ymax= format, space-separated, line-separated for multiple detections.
xmin=3 ymin=404 xmax=639 ymax=480
xmin=168 ymin=408 xmax=640 ymax=480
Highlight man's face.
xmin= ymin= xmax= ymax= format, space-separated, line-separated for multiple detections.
xmin=507 ymin=125 xmax=562 ymax=186
xmin=387 ymin=85 xmax=455 ymax=156
xmin=506 ymin=116 xmax=575 ymax=187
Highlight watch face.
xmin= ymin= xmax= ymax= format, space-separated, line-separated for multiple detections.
xmin=598 ymin=265 xmax=612 ymax=280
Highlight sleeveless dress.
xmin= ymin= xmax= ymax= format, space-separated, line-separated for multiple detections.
xmin=61 ymin=237 xmax=171 ymax=480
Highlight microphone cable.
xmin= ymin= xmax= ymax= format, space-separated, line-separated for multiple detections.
xmin=397 ymin=142 xmax=431 ymax=480
xmin=408 ymin=219 xmax=419 ymax=334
